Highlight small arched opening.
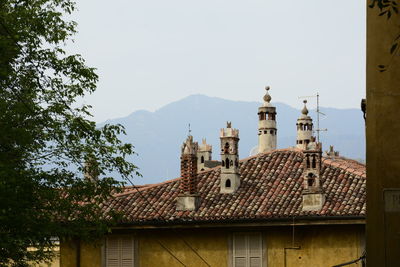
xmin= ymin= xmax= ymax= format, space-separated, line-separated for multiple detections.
xmin=306 ymin=155 xmax=310 ymax=168
xmin=312 ymin=155 xmax=316 ymax=168
xmin=225 ymin=158 xmax=230 ymax=169
xmin=225 ymin=179 xmax=231 ymax=188
xmin=201 ymin=156 xmax=204 ymax=163
xmin=307 ymin=173 xmax=315 ymax=187
xmin=224 ymin=142 xmax=230 ymax=153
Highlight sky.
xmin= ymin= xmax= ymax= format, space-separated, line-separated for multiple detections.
xmin=67 ymin=0 xmax=366 ymax=123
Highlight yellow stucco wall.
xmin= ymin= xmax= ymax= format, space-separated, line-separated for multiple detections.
xmin=60 ymin=224 xmax=364 ymax=267
xmin=366 ymin=2 xmax=400 ymax=266
xmin=60 ymin=240 xmax=102 ymax=267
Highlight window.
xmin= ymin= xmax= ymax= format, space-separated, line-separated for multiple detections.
xmin=225 ymin=179 xmax=231 ymax=188
xmin=232 ymin=233 xmax=263 ymax=267
xmin=201 ymin=156 xmax=204 ymax=163
xmin=106 ymin=236 xmax=135 ymax=267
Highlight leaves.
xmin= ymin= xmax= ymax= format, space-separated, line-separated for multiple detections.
xmin=0 ymin=0 xmax=139 ymax=265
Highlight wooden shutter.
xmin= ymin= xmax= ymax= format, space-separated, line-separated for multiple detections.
xmin=248 ymin=234 xmax=262 ymax=267
xmin=106 ymin=236 xmax=134 ymax=267
xmin=233 ymin=233 xmax=262 ymax=267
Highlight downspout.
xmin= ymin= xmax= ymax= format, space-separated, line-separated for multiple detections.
xmin=283 ymin=217 xmax=301 ymax=267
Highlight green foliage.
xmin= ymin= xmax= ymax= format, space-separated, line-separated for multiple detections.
xmin=0 ymin=0 xmax=138 ymax=265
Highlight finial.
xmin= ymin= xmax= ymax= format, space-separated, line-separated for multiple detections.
xmin=188 ymin=123 xmax=192 ymax=136
xmin=301 ymin=100 xmax=309 ymax=115
xmin=263 ymin=86 xmax=272 ymax=103
xmin=227 ymin=121 xmax=232 ymax=128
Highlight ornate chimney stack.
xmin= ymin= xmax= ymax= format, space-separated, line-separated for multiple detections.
xmin=84 ymin=156 xmax=99 ymax=181
xmin=301 ymin=136 xmax=325 ymax=211
xmin=176 ymin=135 xmax=199 ymax=211
xmin=220 ymin=122 xmax=240 ymax=193
xmin=197 ymin=138 xmax=212 ymax=172
xmin=257 ymin=86 xmax=277 ymax=153
xmin=296 ymin=100 xmax=313 ymax=149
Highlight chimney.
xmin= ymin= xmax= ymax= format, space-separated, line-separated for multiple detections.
xmin=196 ymin=138 xmax=212 ymax=172
xmin=301 ymin=136 xmax=325 ymax=211
xmin=84 ymin=156 xmax=99 ymax=181
xmin=176 ymin=135 xmax=199 ymax=211
xmin=324 ymin=145 xmax=339 ymax=157
xmin=220 ymin=122 xmax=241 ymax=193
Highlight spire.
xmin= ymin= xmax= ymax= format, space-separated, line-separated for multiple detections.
xmin=257 ymin=86 xmax=277 ymax=153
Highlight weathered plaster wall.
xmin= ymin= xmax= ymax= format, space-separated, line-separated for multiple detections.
xmin=138 ymin=229 xmax=227 ymax=267
xmin=366 ymin=3 xmax=400 ymax=266
xmin=267 ymin=225 xmax=364 ymax=267
xmin=60 ymin=240 xmax=102 ymax=267
xmin=60 ymin=225 xmax=363 ymax=267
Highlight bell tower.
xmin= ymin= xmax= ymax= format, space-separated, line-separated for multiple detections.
xmin=258 ymin=86 xmax=277 ymax=153
xmin=301 ymin=136 xmax=325 ymax=211
xmin=220 ymin=122 xmax=240 ymax=194
xmin=296 ymin=100 xmax=313 ymax=149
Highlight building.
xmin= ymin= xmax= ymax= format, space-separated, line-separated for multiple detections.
xmin=60 ymin=88 xmax=366 ymax=267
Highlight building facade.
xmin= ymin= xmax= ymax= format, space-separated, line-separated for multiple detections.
xmin=60 ymin=88 xmax=366 ymax=267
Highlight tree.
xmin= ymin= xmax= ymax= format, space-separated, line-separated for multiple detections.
xmin=0 ymin=1 xmax=138 ymax=265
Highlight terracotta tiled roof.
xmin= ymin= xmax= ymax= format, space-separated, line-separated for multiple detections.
xmin=102 ymin=148 xmax=366 ymax=224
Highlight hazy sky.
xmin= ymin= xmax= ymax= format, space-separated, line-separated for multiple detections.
xmin=67 ymin=0 xmax=366 ymax=123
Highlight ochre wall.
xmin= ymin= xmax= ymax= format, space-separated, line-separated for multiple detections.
xmin=139 ymin=229 xmax=227 ymax=267
xmin=60 ymin=240 xmax=102 ymax=267
xmin=366 ymin=2 xmax=400 ymax=266
xmin=60 ymin=224 xmax=363 ymax=267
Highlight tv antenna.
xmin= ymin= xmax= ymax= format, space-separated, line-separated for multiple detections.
xmin=298 ymin=92 xmax=327 ymax=143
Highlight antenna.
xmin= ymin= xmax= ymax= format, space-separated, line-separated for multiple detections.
xmin=298 ymin=92 xmax=327 ymax=143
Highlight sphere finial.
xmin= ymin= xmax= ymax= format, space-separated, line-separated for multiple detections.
xmin=263 ymin=86 xmax=272 ymax=103
xmin=301 ymin=100 xmax=309 ymax=115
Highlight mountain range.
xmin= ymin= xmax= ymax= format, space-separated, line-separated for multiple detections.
xmin=101 ymin=94 xmax=365 ymax=184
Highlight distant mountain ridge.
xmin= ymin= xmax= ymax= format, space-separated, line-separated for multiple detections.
xmin=102 ymin=94 xmax=365 ymax=184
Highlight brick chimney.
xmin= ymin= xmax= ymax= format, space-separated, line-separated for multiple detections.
xmin=176 ymin=135 xmax=199 ymax=211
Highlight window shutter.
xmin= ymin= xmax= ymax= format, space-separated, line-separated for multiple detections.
xmin=106 ymin=237 xmax=120 ymax=267
xmin=233 ymin=233 xmax=247 ymax=267
xmin=248 ymin=234 xmax=262 ymax=267
xmin=233 ymin=233 xmax=262 ymax=267
xmin=106 ymin=236 xmax=134 ymax=267
xmin=121 ymin=237 xmax=134 ymax=267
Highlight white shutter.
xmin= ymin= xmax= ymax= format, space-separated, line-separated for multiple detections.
xmin=121 ymin=237 xmax=134 ymax=267
xmin=106 ymin=236 xmax=134 ymax=267
xmin=233 ymin=233 xmax=262 ymax=267
xmin=234 ymin=234 xmax=247 ymax=267
xmin=248 ymin=234 xmax=262 ymax=267
xmin=106 ymin=237 xmax=120 ymax=267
